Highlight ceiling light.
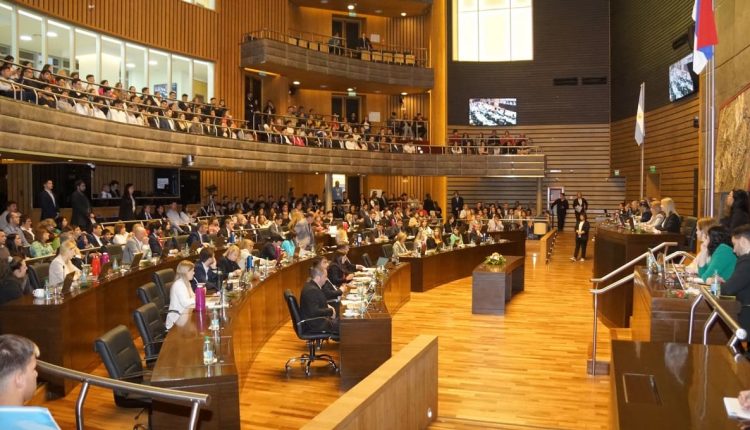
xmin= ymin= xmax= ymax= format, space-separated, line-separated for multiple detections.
xmin=401 ymin=12 xmax=407 ymax=17
xmin=320 ymin=84 xmax=328 ymax=89
xmin=347 ymin=4 xmax=355 ymax=10
xmin=292 ymin=81 xmax=301 ymax=85
xmin=46 ymin=31 xmax=58 ymax=38
xmin=19 ymin=35 xmax=32 ymax=42
xmin=320 ymin=0 xmax=328 ymax=3
xmin=401 ymin=92 xmax=408 ymax=96
xmin=126 ymin=63 xmax=136 ymax=69
xmin=375 ymin=9 xmax=382 ymax=14
xmin=148 ymin=60 xmax=158 ymax=66
xmin=347 ymin=88 xmax=354 ymax=92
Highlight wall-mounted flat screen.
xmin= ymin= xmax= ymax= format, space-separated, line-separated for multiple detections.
xmin=469 ymin=98 xmax=517 ymax=126
xmin=669 ymin=53 xmax=698 ymax=102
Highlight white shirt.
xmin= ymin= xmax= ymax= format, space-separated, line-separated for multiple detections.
xmin=113 ymin=234 xmax=128 ymax=245
xmin=49 ymin=255 xmax=81 ymax=286
xmin=166 ymin=278 xmax=195 ymax=329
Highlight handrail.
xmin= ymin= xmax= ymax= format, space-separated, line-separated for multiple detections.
xmin=664 ymin=250 xmax=695 ymax=264
xmin=37 ymin=360 xmax=210 ymax=430
xmin=590 ymin=241 xmax=678 ymax=283
xmin=686 ymin=286 xmax=747 ymax=354
xmin=587 ymin=240 xmax=678 ymax=376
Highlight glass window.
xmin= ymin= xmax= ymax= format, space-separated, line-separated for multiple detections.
xmin=0 ymin=3 xmax=13 ymax=59
xmin=453 ymin=0 xmax=533 ymax=62
xmin=193 ymin=60 xmax=209 ymax=102
xmin=125 ymin=43 xmax=146 ymax=92
xmin=171 ymin=55 xmax=191 ymax=99
xmin=18 ymin=9 xmax=42 ymax=68
xmin=74 ymin=28 xmax=97 ymax=80
xmin=46 ymin=20 xmax=72 ymax=72
xmin=101 ymin=36 xmax=122 ymax=86
xmin=148 ymin=50 xmax=169 ymax=97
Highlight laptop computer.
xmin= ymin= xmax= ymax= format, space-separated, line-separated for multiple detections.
xmin=376 ymin=257 xmax=389 ymax=268
xmin=129 ymin=252 xmax=144 ymax=270
xmin=60 ymin=271 xmax=76 ymax=294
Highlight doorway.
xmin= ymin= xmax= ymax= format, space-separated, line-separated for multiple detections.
xmin=646 ymin=173 xmax=661 ymax=201
xmin=244 ymin=75 xmax=262 ymax=129
xmin=331 ymin=95 xmax=362 ymax=124
xmin=332 ymin=17 xmax=362 ymax=50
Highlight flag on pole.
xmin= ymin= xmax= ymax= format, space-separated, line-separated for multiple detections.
xmin=692 ymin=0 xmax=719 ymax=74
xmin=635 ymin=82 xmax=645 ymax=146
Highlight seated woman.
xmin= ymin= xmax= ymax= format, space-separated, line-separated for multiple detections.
xmin=281 ymin=231 xmax=297 ymax=259
xmin=237 ymin=238 xmax=255 ymax=270
xmin=29 ymin=226 xmax=54 ymax=258
xmin=487 ymin=214 xmax=504 ymax=232
xmin=48 ymin=241 xmax=81 ymax=285
xmin=426 ymin=228 xmax=443 ymax=250
xmin=166 ymin=261 xmax=196 ymax=330
xmin=217 ymin=245 xmax=242 ymax=279
xmin=449 ymin=226 xmax=464 ymax=248
xmin=112 ymin=223 xmax=129 ymax=245
xmin=392 ymin=232 xmax=411 ymax=257
xmin=697 ymin=225 xmax=737 ymax=282
xmin=655 ymin=197 xmax=681 ymax=233
xmin=0 ymin=257 xmax=30 ymax=305
xmin=5 ymin=234 xmax=28 ymax=259
xmin=686 ymin=217 xmax=719 ymax=273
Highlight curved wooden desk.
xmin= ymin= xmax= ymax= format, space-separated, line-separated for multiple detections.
xmin=150 ymin=259 xmax=411 ymax=429
xmin=0 ymin=256 xmax=188 ymax=395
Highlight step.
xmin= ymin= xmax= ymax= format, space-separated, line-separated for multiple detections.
xmin=430 ymin=417 xmax=566 ymax=430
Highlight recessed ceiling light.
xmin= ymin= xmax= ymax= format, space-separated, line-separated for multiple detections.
xmin=375 ymin=9 xmax=382 ymax=14
xmin=148 ymin=60 xmax=158 ymax=66
xmin=401 ymin=92 xmax=408 ymax=96
xmin=67 ymin=159 xmax=73 ymax=162
xmin=320 ymin=84 xmax=328 ymax=89
xmin=292 ymin=80 xmax=301 ymax=85
xmin=320 ymin=0 xmax=328 ymax=3
xmin=401 ymin=12 xmax=407 ymax=17
xmin=19 ymin=35 xmax=32 ymax=41
xmin=46 ymin=31 xmax=58 ymax=38
xmin=347 ymin=88 xmax=354 ymax=92
xmin=126 ymin=63 xmax=136 ymax=69
xmin=347 ymin=4 xmax=355 ymax=10
xmin=374 ymin=90 xmax=381 ymax=94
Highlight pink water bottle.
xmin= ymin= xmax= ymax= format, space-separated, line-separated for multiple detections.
xmin=195 ymin=285 xmax=206 ymax=312
xmin=101 ymin=252 xmax=110 ymax=265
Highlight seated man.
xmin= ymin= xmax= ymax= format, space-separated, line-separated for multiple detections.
xmin=122 ymin=224 xmax=151 ymax=264
xmin=328 ymin=244 xmax=364 ymax=288
xmin=721 ymin=225 xmax=750 ymax=335
xmin=187 ymin=220 xmax=209 ymax=248
xmin=300 ymin=261 xmax=338 ymax=334
xmin=192 ymin=247 xmax=219 ymax=291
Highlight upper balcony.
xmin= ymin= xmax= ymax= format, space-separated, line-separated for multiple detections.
xmin=240 ymin=29 xmax=434 ymax=94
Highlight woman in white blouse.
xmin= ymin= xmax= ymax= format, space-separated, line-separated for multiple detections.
xmin=166 ymin=260 xmax=196 ymax=330
xmin=112 ymin=223 xmax=129 ymax=246
xmin=48 ymin=241 xmax=81 ymax=285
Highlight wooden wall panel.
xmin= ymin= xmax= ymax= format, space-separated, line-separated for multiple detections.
xmin=715 ymin=0 xmax=750 ymax=106
xmin=199 ymin=171 xmax=324 ymax=203
xmin=15 ymin=0 xmax=288 ymax=121
xmin=363 ymin=175 xmax=443 ymax=204
xmin=610 ymin=0 xmax=695 ymax=121
xmin=6 ymin=163 xmax=33 ymax=216
xmin=446 ymin=123 xmax=626 ymax=213
xmin=447 ymin=0 xmax=610 ymax=125
xmin=91 ymin=166 xmax=154 ymax=197
xmin=611 ymin=98 xmax=699 ymax=215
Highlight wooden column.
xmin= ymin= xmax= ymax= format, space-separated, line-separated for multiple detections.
xmin=429 ymin=0 xmax=447 ymax=216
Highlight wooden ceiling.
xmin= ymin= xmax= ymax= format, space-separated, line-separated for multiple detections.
xmin=289 ymin=0 xmax=431 ymax=18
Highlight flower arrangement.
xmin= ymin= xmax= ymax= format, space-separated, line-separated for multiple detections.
xmin=484 ymin=252 xmax=506 ymax=266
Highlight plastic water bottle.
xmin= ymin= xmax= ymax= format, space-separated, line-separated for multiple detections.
xmin=44 ymin=279 xmax=51 ymax=299
xmin=711 ymin=270 xmax=720 ymax=296
xmin=202 ymin=336 xmax=215 ymax=365
xmin=112 ymin=257 xmax=119 ymax=272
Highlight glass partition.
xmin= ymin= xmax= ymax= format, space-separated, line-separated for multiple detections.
xmin=101 ymin=36 xmax=123 ymax=85
xmin=18 ymin=9 xmax=42 ymax=67
xmin=46 ymin=20 xmax=72 ymax=72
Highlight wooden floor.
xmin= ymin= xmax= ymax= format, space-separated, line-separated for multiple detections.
xmin=40 ymin=232 xmax=611 ymax=429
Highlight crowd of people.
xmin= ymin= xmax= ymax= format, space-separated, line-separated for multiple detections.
xmin=448 ymin=129 xmax=533 ymax=155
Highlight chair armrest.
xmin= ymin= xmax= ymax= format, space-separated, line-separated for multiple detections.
xmin=118 ymin=370 xmax=152 ymax=382
xmin=295 ymin=316 xmax=331 ymax=329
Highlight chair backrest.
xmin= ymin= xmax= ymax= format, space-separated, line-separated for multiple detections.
xmin=681 ymin=216 xmax=698 ymax=246
xmin=28 ymin=262 xmax=50 ymax=290
xmin=382 ymin=243 xmax=393 ymax=258
xmin=405 ymin=241 xmax=415 ymax=251
xmin=136 ymin=282 xmax=165 ymax=311
xmin=133 ymin=303 xmax=166 ymax=359
xmin=361 ymin=252 xmax=373 ymax=268
xmin=105 ymin=244 xmax=123 ymax=259
xmin=284 ymin=289 xmax=304 ymax=338
xmin=151 ymin=269 xmax=175 ymax=306
xmin=94 ymin=325 xmax=145 ymax=395
xmin=175 ymin=235 xmax=188 ymax=249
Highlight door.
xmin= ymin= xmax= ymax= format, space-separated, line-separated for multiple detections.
xmin=332 ymin=17 xmax=362 ymax=50
xmin=646 ymin=174 xmax=661 ymax=201
xmin=332 ymin=95 xmax=361 ymax=124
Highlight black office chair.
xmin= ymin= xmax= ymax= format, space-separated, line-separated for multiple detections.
xmin=283 ymin=289 xmax=338 ymax=376
xmin=94 ymin=325 xmax=152 ymax=411
xmin=361 ymin=253 xmax=373 ymax=268
xmin=151 ymin=269 xmax=175 ymax=307
xmin=28 ymin=262 xmax=50 ymax=290
xmin=382 ymin=243 xmax=394 ymax=259
xmin=136 ymin=282 xmax=167 ymax=315
xmin=133 ymin=303 xmax=166 ymax=363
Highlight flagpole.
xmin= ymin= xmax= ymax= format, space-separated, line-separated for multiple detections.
xmin=706 ymin=56 xmax=715 ymax=216
xmin=640 ymin=139 xmax=645 ymax=200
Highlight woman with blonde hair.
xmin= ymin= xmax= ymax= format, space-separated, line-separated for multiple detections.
xmin=48 ymin=241 xmax=81 ymax=285
xmin=218 ymin=245 xmax=242 ymax=278
xmin=166 ymin=260 xmax=196 ymax=329
xmin=237 ymin=238 xmax=255 ymax=269
xmin=393 ymin=232 xmax=410 ymax=256
xmin=656 ymin=197 xmax=681 ymax=233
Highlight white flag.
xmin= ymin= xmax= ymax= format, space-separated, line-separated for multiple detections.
xmin=635 ymin=82 xmax=645 ymax=146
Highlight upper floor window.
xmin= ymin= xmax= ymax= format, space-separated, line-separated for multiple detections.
xmin=182 ymin=0 xmax=215 ymax=10
xmin=452 ymin=0 xmax=533 ymax=62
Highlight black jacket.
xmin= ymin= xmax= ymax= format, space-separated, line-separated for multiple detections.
xmin=119 ymin=195 xmax=136 ymax=221
xmin=192 ymin=261 xmax=218 ymax=291
xmin=722 ymin=210 xmax=750 ymax=232
xmin=575 ymin=220 xmax=591 ymax=240
xmin=552 ymin=198 xmax=569 ymax=214
xmin=299 ymin=280 xmax=335 ymax=332
xmin=656 ymin=213 xmax=681 ymax=233
xmin=722 ymin=254 xmax=750 ymax=333
xmin=70 ymin=190 xmax=91 ymax=228
xmin=38 ymin=190 xmax=59 ymax=221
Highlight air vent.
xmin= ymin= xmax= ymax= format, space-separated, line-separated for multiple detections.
xmin=581 ymin=77 xmax=608 ymax=85
xmin=553 ymin=77 xmax=579 ymax=86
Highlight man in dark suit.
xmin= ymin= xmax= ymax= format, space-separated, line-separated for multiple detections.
xmin=147 ymin=222 xmax=163 ymax=257
xmin=300 ymin=260 xmax=338 ymax=333
xmin=192 ymin=247 xmax=219 ymax=291
xmin=187 ymin=220 xmax=209 ymax=248
xmin=721 ymin=225 xmax=750 ymax=334
xmin=423 ymin=194 xmax=435 ymax=214
xmin=38 ymin=179 xmax=59 ymax=221
xmin=70 ymin=180 xmax=91 ymax=229
xmin=451 ymin=191 xmax=464 ymax=219
xmin=551 ymin=193 xmax=569 ymax=231
xmin=357 ymin=32 xmax=372 ymax=51
xmin=88 ymin=223 xmax=108 ymax=250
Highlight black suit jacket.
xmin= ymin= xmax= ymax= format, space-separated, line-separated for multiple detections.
xmin=552 ymin=198 xmax=569 ymax=214
xmin=192 ymin=261 xmax=218 ymax=291
xmin=148 ymin=234 xmax=162 ymax=256
xmin=722 ymin=254 xmax=750 ymax=332
xmin=119 ymin=195 xmax=136 ymax=221
xmin=451 ymin=197 xmax=464 ymax=216
xmin=575 ymin=220 xmax=591 ymax=240
xmin=656 ymin=213 xmax=681 ymax=233
xmin=573 ymin=198 xmax=588 ymax=214
xmin=70 ymin=190 xmax=91 ymax=228
xmin=38 ymin=190 xmax=59 ymax=221
xmin=187 ymin=231 xmax=206 ymax=248
xmin=299 ymin=280 xmax=334 ymax=332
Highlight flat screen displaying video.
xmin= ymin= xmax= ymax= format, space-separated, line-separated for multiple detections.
xmin=669 ymin=53 xmax=698 ymax=102
xmin=469 ymin=98 xmax=517 ymax=126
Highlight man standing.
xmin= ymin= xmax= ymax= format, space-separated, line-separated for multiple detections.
xmin=551 ymin=192 xmax=569 ymax=231
xmin=38 ymin=179 xmax=59 ymax=221
xmin=573 ymin=192 xmax=588 ymax=218
xmin=332 ymin=181 xmax=344 ymax=204
xmin=451 ymin=191 xmax=464 ymax=219
xmin=70 ymin=180 xmax=91 ymax=229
